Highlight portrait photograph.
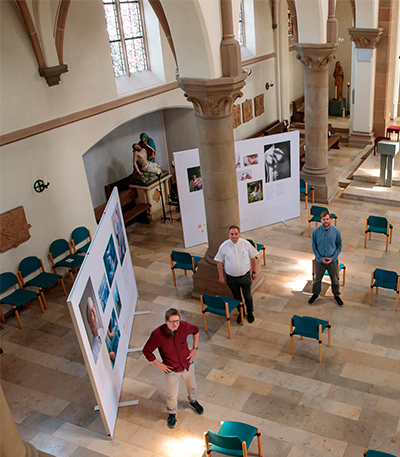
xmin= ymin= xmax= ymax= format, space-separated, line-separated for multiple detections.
xmin=114 ymin=284 xmax=122 ymax=318
xmin=264 ymin=140 xmax=291 ymax=183
xmin=243 ymin=153 xmax=258 ymax=167
xmin=98 ymin=274 xmax=110 ymax=312
xmin=103 ymin=235 xmax=118 ymax=287
xmin=187 ymin=166 xmax=202 ymax=192
xmin=112 ymin=206 xmax=126 ymax=265
xmin=235 ymin=151 xmax=241 ymax=169
xmin=247 ymin=180 xmax=263 ymax=204
xmin=78 ymin=278 xmax=103 ymax=365
xmin=106 ymin=308 xmax=120 ymax=369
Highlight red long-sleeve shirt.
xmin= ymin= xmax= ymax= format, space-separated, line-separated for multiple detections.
xmin=142 ymin=321 xmax=199 ymax=372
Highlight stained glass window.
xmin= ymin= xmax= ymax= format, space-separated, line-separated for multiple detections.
xmin=103 ymin=0 xmax=148 ymax=77
xmin=238 ymin=1 xmax=244 ymax=46
xmin=288 ymin=8 xmax=293 ymax=37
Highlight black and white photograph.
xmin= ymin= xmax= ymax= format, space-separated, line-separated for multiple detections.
xmin=264 ymin=140 xmax=291 ymax=183
xmin=103 ymin=235 xmax=118 ymax=287
xmin=247 ymin=180 xmax=263 ymax=204
xmin=78 ymin=278 xmax=103 ymax=364
xmin=98 ymin=274 xmax=110 ymax=312
xmin=112 ymin=206 xmax=126 ymax=265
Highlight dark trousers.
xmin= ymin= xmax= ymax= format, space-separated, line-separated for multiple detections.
xmin=226 ymin=272 xmax=253 ymax=315
xmin=312 ymin=260 xmax=340 ymax=296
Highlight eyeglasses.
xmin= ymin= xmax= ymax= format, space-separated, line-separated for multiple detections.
xmin=168 ymin=319 xmax=180 ymax=325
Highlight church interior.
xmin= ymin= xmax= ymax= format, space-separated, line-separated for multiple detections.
xmin=1 ymin=0 xmax=400 ymax=456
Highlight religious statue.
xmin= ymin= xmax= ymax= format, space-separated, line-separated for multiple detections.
xmin=139 ymin=132 xmax=156 ymax=162
xmin=333 ymin=61 xmax=344 ymax=100
xmin=132 ymin=143 xmax=162 ymax=180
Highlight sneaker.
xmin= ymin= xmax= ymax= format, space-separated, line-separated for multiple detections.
xmin=334 ymin=295 xmax=343 ymax=307
xmin=167 ymin=413 xmax=177 ymax=429
xmin=189 ymin=401 xmax=204 ymax=415
xmin=247 ymin=313 xmax=255 ymax=324
xmin=308 ymin=294 xmax=319 ymax=304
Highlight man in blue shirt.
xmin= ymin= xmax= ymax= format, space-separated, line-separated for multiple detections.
xmin=309 ymin=211 xmax=343 ymax=306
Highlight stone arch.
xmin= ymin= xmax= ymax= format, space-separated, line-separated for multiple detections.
xmin=294 ymin=0 xmax=328 ymax=43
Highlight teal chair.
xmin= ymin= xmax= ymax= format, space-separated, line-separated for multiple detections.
xmin=0 ymin=272 xmax=45 ymax=329
xmin=312 ymin=259 xmax=346 ymax=285
xmin=364 ymin=451 xmax=396 ymax=457
xmin=170 ymin=251 xmax=202 ymax=287
xmin=204 ymin=420 xmax=262 ymax=457
xmin=308 ymin=205 xmax=337 ymax=237
xmin=18 ymin=256 xmax=67 ymax=309
xmin=290 ymin=315 xmax=331 ymax=362
xmin=71 ymin=226 xmax=92 ymax=255
xmin=49 ymin=239 xmax=84 ymax=284
xmin=300 ymin=178 xmax=314 ymax=209
xmin=246 ymin=239 xmax=266 ymax=266
xmin=370 ymin=268 xmax=399 ymax=311
xmin=364 ymin=216 xmax=393 ymax=252
xmin=201 ymin=293 xmax=244 ymax=339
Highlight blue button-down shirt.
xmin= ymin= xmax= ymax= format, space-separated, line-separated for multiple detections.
xmin=311 ymin=224 xmax=342 ymax=263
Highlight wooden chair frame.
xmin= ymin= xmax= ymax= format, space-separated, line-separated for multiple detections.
xmin=364 ymin=218 xmax=393 ymax=252
xmin=290 ymin=316 xmax=331 ymax=363
xmin=201 ymin=295 xmax=244 ymax=339
xmin=300 ymin=180 xmax=315 ymax=209
xmin=49 ymin=240 xmax=81 ymax=284
xmin=370 ymin=271 xmax=400 ymax=311
xmin=170 ymin=254 xmax=197 ymax=287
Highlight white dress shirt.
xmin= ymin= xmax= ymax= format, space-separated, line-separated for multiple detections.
xmin=214 ymin=238 xmax=258 ymax=276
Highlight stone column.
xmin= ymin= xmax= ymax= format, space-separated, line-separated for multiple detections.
xmin=0 ymin=385 xmax=54 ymax=457
xmin=295 ymin=43 xmax=339 ymax=203
xmin=178 ymin=75 xmax=265 ymax=296
xmin=347 ymin=28 xmax=383 ymax=146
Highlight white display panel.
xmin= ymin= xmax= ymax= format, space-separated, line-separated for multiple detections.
xmin=174 ymin=131 xmax=300 ymax=247
xmin=67 ymin=188 xmax=137 ymax=438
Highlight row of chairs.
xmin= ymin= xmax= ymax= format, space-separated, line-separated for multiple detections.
xmin=307 ymin=206 xmax=394 ymax=253
xmin=0 ymin=226 xmax=91 ymax=329
xmin=204 ymin=418 xmax=394 ymax=457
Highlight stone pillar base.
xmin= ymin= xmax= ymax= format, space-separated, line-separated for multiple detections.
xmin=192 ymin=258 xmax=264 ymax=298
xmin=348 ymin=130 xmax=374 ymax=148
xmin=300 ymin=167 xmax=339 ymax=203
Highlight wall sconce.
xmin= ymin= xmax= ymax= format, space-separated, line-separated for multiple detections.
xmin=34 ymin=179 xmax=50 ymax=193
xmin=243 ymin=68 xmax=252 ymax=76
xmin=265 ymin=82 xmax=274 ymax=90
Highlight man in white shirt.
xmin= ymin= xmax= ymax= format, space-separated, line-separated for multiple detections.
xmin=214 ymin=226 xmax=258 ymax=323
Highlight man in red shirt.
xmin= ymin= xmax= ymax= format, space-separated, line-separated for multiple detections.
xmin=143 ymin=308 xmax=203 ymax=429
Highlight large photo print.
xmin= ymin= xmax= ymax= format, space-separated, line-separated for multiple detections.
xmin=264 ymin=140 xmax=291 ymax=183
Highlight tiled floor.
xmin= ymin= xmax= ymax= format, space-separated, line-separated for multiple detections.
xmin=1 ymin=142 xmax=400 ymax=457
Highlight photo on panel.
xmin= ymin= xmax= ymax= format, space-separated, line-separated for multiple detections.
xmin=247 ymin=180 xmax=263 ymax=204
xmin=103 ymin=235 xmax=118 ymax=287
xmin=112 ymin=206 xmax=126 ymax=265
xmin=264 ymin=140 xmax=291 ymax=183
xmin=187 ymin=166 xmax=202 ymax=192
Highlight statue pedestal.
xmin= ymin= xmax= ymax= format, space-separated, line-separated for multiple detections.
xmin=129 ymin=171 xmax=171 ymax=221
xmin=329 ymin=98 xmax=346 ymax=116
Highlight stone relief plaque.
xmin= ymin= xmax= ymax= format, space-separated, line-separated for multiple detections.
xmin=254 ymin=94 xmax=265 ymax=117
xmin=242 ymin=99 xmax=253 ymax=123
xmin=0 ymin=206 xmax=31 ymax=253
xmin=233 ymin=105 xmax=241 ymax=129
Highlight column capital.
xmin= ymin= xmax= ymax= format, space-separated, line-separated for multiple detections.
xmin=177 ymin=74 xmax=247 ymax=118
xmin=294 ymin=43 xmax=338 ymax=70
xmin=348 ymin=27 xmax=383 ymax=49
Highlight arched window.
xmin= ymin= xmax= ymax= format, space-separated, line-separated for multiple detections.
xmin=102 ymin=0 xmax=148 ymax=77
xmin=238 ymin=0 xmax=245 ymax=46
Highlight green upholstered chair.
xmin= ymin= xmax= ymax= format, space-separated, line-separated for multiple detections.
xmin=71 ymin=226 xmax=92 ymax=255
xmin=246 ymin=239 xmax=266 ymax=266
xmin=19 ymin=256 xmax=67 ymax=308
xmin=0 ymin=272 xmax=45 ymax=329
xmin=364 ymin=216 xmax=393 ymax=252
xmin=370 ymin=268 xmax=400 ymax=311
xmin=312 ymin=259 xmax=346 ymax=286
xmin=200 ymin=293 xmax=244 ymax=339
xmin=290 ymin=315 xmax=331 ymax=363
xmin=49 ymin=239 xmax=84 ymax=284
xmin=169 ymin=250 xmax=202 ymax=287
xmin=364 ymin=451 xmax=397 ymax=457
xmin=308 ymin=205 xmax=337 ymax=237
xmin=300 ymin=178 xmax=314 ymax=209
xmin=204 ymin=420 xmax=263 ymax=457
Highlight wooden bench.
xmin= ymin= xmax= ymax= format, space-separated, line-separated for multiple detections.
xmin=291 ymin=96 xmax=305 ymax=123
xmin=246 ymin=119 xmax=289 ymax=139
xmin=94 ymin=176 xmax=151 ymax=224
xmin=328 ymin=133 xmax=341 ymax=150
